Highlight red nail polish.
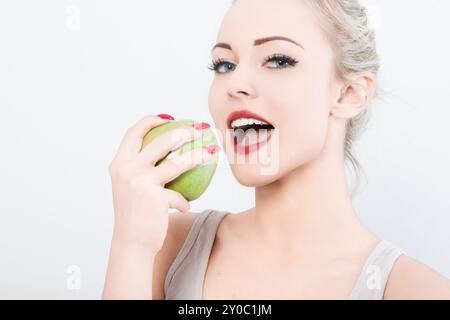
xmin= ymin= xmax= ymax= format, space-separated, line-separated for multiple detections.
xmin=206 ymin=145 xmax=220 ymax=155
xmin=192 ymin=122 xmax=210 ymax=130
xmin=157 ymin=114 xmax=175 ymax=120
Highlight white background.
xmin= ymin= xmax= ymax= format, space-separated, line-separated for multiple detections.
xmin=0 ymin=0 xmax=449 ymax=299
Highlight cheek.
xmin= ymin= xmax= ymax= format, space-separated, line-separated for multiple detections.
xmin=284 ymin=113 xmax=329 ymax=166
xmin=268 ymin=74 xmax=331 ymax=167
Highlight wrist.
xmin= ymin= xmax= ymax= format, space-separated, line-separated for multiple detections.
xmin=110 ymin=232 xmax=160 ymax=257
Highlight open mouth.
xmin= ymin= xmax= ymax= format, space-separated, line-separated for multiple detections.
xmin=229 ymin=120 xmax=275 ymax=155
xmin=231 ymin=123 xmax=275 ymax=145
xmin=226 ymin=110 xmax=275 ymax=154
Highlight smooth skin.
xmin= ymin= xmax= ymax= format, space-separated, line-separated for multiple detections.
xmin=104 ymin=0 xmax=450 ymax=300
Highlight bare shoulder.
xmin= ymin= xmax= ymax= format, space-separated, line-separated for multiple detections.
xmin=152 ymin=211 xmax=200 ymax=300
xmin=384 ymin=254 xmax=450 ymax=300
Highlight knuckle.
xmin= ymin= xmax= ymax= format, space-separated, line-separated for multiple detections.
xmin=140 ymin=114 xmax=159 ymax=126
xmin=169 ymin=151 xmax=195 ymax=168
xmin=116 ymin=164 xmax=132 ymax=181
xmin=127 ymin=115 xmax=159 ymax=134
xmin=173 ymin=125 xmax=192 ymax=138
xmin=189 ymin=149 xmax=207 ymax=164
xmin=125 ymin=126 xmax=136 ymax=136
xmin=142 ymin=114 xmax=155 ymax=122
xmin=163 ymin=129 xmax=185 ymax=145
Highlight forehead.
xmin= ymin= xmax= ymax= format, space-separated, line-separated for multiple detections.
xmin=216 ymin=0 xmax=321 ymax=48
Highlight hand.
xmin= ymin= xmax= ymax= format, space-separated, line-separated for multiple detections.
xmin=108 ymin=114 xmax=220 ymax=252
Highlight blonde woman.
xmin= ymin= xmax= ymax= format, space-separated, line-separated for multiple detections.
xmin=103 ymin=0 xmax=450 ymax=299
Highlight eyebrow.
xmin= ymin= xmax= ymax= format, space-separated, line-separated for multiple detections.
xmin=211 ymin=36 xmax=305 ymax=52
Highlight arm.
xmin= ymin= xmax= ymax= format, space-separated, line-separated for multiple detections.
xmin=102 ymin=212 xmax=198 ymax=300
xmin=102 ymin=236 xmax=157 ymax=300
xmin=384 ymin=255 xmax=450 ymax=300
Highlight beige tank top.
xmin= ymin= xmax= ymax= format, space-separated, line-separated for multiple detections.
xmin=164 ymin=209 xmax=406 ymax=300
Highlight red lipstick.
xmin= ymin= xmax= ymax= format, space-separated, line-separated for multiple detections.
xmin=226 ymin=110 xmax=273 ymax=129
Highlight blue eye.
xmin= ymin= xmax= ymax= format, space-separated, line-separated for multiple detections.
xmin=208 ymin=54 xmax=299 ymax=74
xmin=208 ymin=58 xmax=236 ymax=74
xmin=263 ymin=54 xmax=299 ymax=69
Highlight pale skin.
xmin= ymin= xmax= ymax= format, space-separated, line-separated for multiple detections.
xmin=103 ymin=0 xmax=450 ymax=299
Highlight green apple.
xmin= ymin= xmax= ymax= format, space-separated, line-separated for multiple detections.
xmin=141 ymin=119 xmax=219 ymax=201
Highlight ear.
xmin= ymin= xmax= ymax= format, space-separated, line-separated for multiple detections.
xmin=330 ymin=73 xmax=376 ymax=119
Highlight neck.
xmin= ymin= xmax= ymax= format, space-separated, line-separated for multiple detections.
xmin=253 ymin=123 xmax=376 ymax=255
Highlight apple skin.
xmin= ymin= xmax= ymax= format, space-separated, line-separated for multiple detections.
xmin=141 ymin=119 xmax=219 ymax=201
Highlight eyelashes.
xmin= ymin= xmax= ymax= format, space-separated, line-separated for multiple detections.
xmin=208 ymin=54 xmax=299 ymax=74
xmin=208 ymin=58 xmax=231 ymax=73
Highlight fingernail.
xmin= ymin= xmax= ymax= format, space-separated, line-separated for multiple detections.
xmin=158 ymin=114 xmax=175 ymax=121
xmin=192 ymin=122 xmax=210 ymax=130
xmin=206 ymin=145 xmax=221 ymax=155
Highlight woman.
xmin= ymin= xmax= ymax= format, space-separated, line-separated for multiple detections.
xmin=102 ymin=0 xmax=450 ymax=299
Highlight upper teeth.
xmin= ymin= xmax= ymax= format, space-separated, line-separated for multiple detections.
xmin=231 ymin=118 xmax=270 ymax=129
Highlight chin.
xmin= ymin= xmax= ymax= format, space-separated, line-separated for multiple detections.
xmin=230 ymin=164 xmax=282 ymax=187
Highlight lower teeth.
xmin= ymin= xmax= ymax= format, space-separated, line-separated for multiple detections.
xmin=233 ymin=128 xmax=273 ymax=145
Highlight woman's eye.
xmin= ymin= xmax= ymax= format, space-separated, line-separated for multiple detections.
xmin=264 ymin=54 xmax=299 ymax=69
xmin=208 ymin=59 xmax=236 ymax=74
xmin=208 ymin=54 xmax=298 ymax=74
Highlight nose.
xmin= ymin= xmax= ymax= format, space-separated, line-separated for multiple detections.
xmin=227 ymin=84 xmax=256 ymax=99
xmin=225 ymin=62 xmax=257 ymax=99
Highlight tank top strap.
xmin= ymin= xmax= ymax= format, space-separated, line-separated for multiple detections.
xmin=347 ymin=239 xmax=407 ymax=300
xmin=164 ymin=209 xmax=229 ymax=299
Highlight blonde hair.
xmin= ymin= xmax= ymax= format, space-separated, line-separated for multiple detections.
xmin=231 ymin=0 xmax=380 ymax=197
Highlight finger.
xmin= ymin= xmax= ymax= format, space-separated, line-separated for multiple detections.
xmin=137 ymin=123 xmax=205 ymax=167
xmin=114 ymin=114 xmax=174 ymax=164
xmin=164 ymin=188 xmax=191 ymax=213
xmin=154 ymin=145 xmax=220 ymax=186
